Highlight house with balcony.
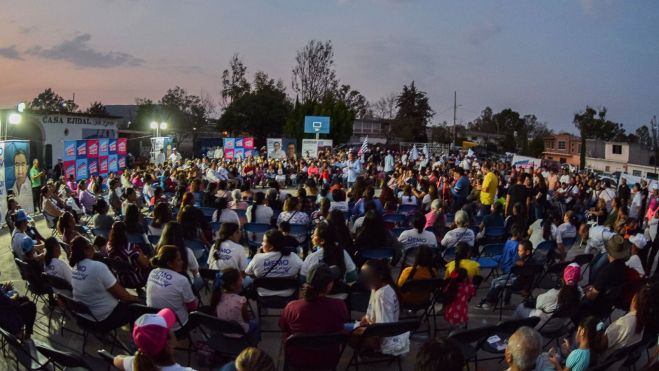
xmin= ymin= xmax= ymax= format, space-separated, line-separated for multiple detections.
xmin=542 ymin=133 xmax=581 ymax=166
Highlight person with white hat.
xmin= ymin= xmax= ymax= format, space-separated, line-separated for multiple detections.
xmin=627 ymin=234 xmax=647 ymax=277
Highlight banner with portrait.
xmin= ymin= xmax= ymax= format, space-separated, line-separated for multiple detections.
xmin=301 ymin=139 xmax=333 ymax=159
xmin=267 ymin=138 xmax=284 ymax=160
xmin=4 ymin=140 xmax=32 ymax=214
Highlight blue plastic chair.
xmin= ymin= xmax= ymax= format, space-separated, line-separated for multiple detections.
xmin=185 ymin=239 xmax=209 ymax=267
xmin=475 ymin=243 xmax=504 ymax=281
xmin=199 ymin=207 xmax=215 ymax=220
xmin=445 ymin=213 xmax=455 ymax=227
xmin=232 ymin=209 xmax=247 ymax=220
xmin=534 ymin=240 xmax=557 ymax=263
xmin=210 ymin=222 xmax=222 ymax=236
xmin=243 ymin=223 xmax=271 ymax=255
xmin=392 ymin=228 xmax=407 ymax=239
xmin=484 ymin=226 xmax=506 ymax=241
xmin=398 ymin=205 xmax=418 ymax=215
xmin=383 ymin=213 xmax=407 ymax=227
xmin=359 ymin=247 xmax=396 ymax=261
xmin=560 ymin=237 xmax=576 ymax=247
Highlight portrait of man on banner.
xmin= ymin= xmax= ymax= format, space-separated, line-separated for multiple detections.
xmin=5 ymin=141 xmax=33 ymax=214
xmin=267 ymin=138 xmax=285 ymax=160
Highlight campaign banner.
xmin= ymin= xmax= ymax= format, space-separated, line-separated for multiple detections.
xmin=108 ymin=155 xmax=118 ymax=173
xmin=76 ymin=140 xmax=87 ymax=158
xmin=88 ymin=158 xmax=98 ymax=177
xmin=99 ymin=156 xmax=108 ymax=174
xmin=301 ymin=139 xmax=333 ymax=159
xmin=64 ymin=160 xmax=76 ymax=180
xmin=243 ymin=137 xmax=254 ymax=149
xmin=235 ymin=138 xmax=243 ymax=148
xmin=267 ymin=138 xmax=284 ymax=160
xmin=224 ymin=148 xmax=234 ymax=160
xmin=63 ymin=140 xmax=77 ymax=161
xmin=109 ymin=139 xmax=117 ymax=154
xmin=99 ymin=139 xmax=109 ymax=157
xmin=234 ymin=148 xmax=244 ymax=160
xmin=87 ymin=139 xmax=99 ymax=158
xmin=223 ymin=137 xmax=235 ymax=149
xmin=118 ymin=156 xmax=126 ymax=169
xmin=4 ymin=140 xmax=33 ymax=214
xmin=75 ymin=158 xmax=88 ymax=181
xmin=117 ymin=138 xmax=127 ymax=155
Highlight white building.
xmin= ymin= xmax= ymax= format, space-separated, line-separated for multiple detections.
xmin=586 ymin=140 xmax=657 ymax=179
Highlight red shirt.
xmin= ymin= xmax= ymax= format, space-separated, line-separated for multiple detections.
xmin=279 ymin=297 xmax=348 ymax=369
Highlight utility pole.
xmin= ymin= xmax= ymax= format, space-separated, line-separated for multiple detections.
xmin=453 ymin=91 xmax=457 ymax=146
xmin=652 ymin=115 xmax=657 ymax=177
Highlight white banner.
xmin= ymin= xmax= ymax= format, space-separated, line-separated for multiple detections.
xmin=301 ymin=139 xmax=333 ymax=159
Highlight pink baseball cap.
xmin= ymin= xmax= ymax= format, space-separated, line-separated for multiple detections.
xmin=563 ymin=263 xmax=581 ymax=286
xmin=132 ymin=308 xmax=176 ymax=356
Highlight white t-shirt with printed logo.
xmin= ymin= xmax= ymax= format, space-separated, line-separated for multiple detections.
xmin=71 ymin=258 xmax=118 ymax=321
xmin=45 ymin=258 xmax=73 ymax=284
xmin=245 ymin=251 xmax=302 ymax=297
xmin=207 ymin=240 xmax=248 ymax=272
xmin=398 ymin=229 xmax=438 ymax=265
xmin=146 ymin=268 xmax=196 ymax=330
xmin=301 ymin=249 xmax=357 ymax=280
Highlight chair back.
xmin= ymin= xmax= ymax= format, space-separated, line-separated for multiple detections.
xmin=533 ymin=240 xmax=557 ymax=262
xmin=383 ymin=213 xmax=407 ymax=226
xmin=189 ymin=311 xmax=247 ymax=337
xmin=244 ymin=223 xmax=271 ymax=234
xmin=480 ymin=243 xmax=504 ymax=257
xmin=200 ymin=207 xmax=215 ymax=219
xmin=398 ymin=205 xmax=417 ymax=214
xmin=399 ymin=278 xmax=443 ymax=309
xmin=148 ymin=235 xmax=160 ymax=246
xmin=361 ymin=320 xmax=419 ymax=338
xmin=561 ymin=237 xmax=576 ymax=247
xmin=392 ymin=227 xmax=406 ymax=238
xmin=495 ymin=317 xmax=540 ymax=337
xmin=42 ymin=272 xmax=73 ymax=292
xmin=59 ymin=294 xmax=94 ymax=318
xmin=232 ymin=209 xmax=247 ymax=219
xmin=285 ymin=332 xmax=348 ymax=370
xmin=357 ymin=247 xmax=396 ymax=261
xmin=448 ymin=324 xmax=498 ymax=345
xmin=210 ymin=222 xmax=222 ymax=235
xmin=35 ymin=343 xmax=93 ymax=370
xmin=14 ymin=258 xmax=30 ymax=281
xmin=0 ymin=326 xmax=46 ymax=369
xmin=572 ymin=253 xmax=594 ymax=266
xmin=253 ymin=277 xmax=300 ymax=293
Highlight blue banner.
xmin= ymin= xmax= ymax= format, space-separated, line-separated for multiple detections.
xmin=108 ymin=155 xmax=118 ymax=173
xmin=99 ymin=138 xmax=109 ymax=156
xmin=63 ymin=140 xmax=77 ymax=161
xmin=75 ymin=158 xmax=88 ymax=181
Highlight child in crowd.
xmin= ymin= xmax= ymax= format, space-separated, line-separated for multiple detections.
xmin=547 ymin=316 xmax=599 ymax=371
xmin=212 ymin=268 xmax=260 ymax=344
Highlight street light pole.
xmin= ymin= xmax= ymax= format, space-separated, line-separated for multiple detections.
xmin=652 ymin=115 xmax=657 ymax=177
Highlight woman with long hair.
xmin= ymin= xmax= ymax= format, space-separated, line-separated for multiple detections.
xmin=157 ymin=221 xmax=199 ymax=281
xmin=44 ymin=236 xmax=72 ymax=285
xmin=327 ymin=209 xmax=355 ymax=256
xmin=246 ymin=191 xmax=272 ymax=224
xmin=149 ymin=202 xmax=171 ymax=237
xmin=355 ymin=210 xmax=403 ymax=265
xmin=146 ymin=245 xmax=197 ymax=333
xmin=107 ymin=221 xmax=150 ymax=289
xmin=276 ymin=197 xmax=310 ymax=225
xmin=57 ymin=211 xmax=80 ymax=245
xmin=69 ymin=236 xmax=138 ymax=329
xmin=301 ymin=223 xmax=357 ymax=285
xmin=124 ymin=203 xmax=146 ymax=235
xmin=208 ymin=222 xmax=248 ymax=272
xmin=212 ymin=197 xmax=240 ymax=225
xmin=397 ymin=245 xmax=438 ymax=305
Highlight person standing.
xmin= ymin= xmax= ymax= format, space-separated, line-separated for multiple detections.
xmin=53 ymin=159 xmax=63 ymax=180
xmin=345 ymin=152 xmax=361 ymax=188
xmin=477 ymin=161 xmax=498 ymax=216
xmin=29 ymin=159 xmax=44 ymax=214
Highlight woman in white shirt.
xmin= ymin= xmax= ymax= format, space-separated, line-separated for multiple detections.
xmin=69 ymin=236 xmax=139 ymax=329
xmin=208 ymin=222 xmax=248 ymax=272
xmin=245 ymin=229 xmax=303 ymax=297
xmin=212 ymin=198 xmax=241 ymax=226
xmin=148 ymin=202 xmax=171 ymax=237
xmin=276 ymin=197 xmax=310 ymax=226
xmin=301 ymin=223 xmax=358 ymax=284
xmin=156 ymin=222 xmax=201 ymax=287
xmin=354 ymin=259 xmax=410 ymax=356
xmin=146 ymin=245 xmax=197 ymax=333
xmin=556 ymin=210 xmax=578 ymax=256
xmin=398 ymin=185 xmax=418 ymax=206
xmin=441 ymin=210 xmax=475 ymax=249
xmin=246 ymin=192 xmax=273 ymax=224
xmin=528 ymin=213 xmax=558 ymax=250
xmin=44 ymin=237 xmax=72 ymax=285
xmin=398 ymin=214 xmax=438 ymax=266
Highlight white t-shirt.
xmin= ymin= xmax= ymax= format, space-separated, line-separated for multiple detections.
xmin=366 ymin=285 xmax=410 ymax=356
xmin=122 ymin=356 xmax=196 ymax=371
xmin=212 ymin=209 xmax=241 ymax=225
xmin=300 ymin=249 xmax=357 ymax=281
xmin=45 ymin=258 xmax=73 ymax=284
xmin=528 ymin=219 xmax=557 ymax=249
xmin=398 ymin=229 xmax=438 ymax=265
xmin=185 ymin=247 xmax=199 ymax=277
xmin=245 ymin=251 xmax=303 ymax=296
xmin=208 ymin=240 xmax=248 ymax=272
xmin=71 ymin=258 xmax=118 ymax=321
xmin=329 ymin=201 xmax=349 ymax=213
xmin=441 ymin=228 xmax=475 ymax=248
xmin=245 ymin=205 xmax=273 ymax=224
xmin=148 ymin=225 xmax=164 ymax=237
xmin=556 ymin=222 xmax=577 ymax=245
xmin=626 ymin=255 xmax=645 ymax=277
xmin=146 ymin=268 xmax=196 ymax=330
xmin=11 ymin=230 xmax=28 ymax=260
xmin=602 ymin=312 xmax=644 ymax=362
xmin=352 ymin=216 xmax=365 ymax=234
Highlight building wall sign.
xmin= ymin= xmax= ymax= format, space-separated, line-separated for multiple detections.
xmin=41 ymin=115 xmax=116 ymax=127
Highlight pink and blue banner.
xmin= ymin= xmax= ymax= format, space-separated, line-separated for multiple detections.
xmin=64 ymin=137 xmax=126 ymax=181
xmin=76 ymin=159 xmax=88 ymax=181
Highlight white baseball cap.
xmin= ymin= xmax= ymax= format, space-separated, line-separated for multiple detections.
xmin=629 ymin=234 xmax=648 ymax=249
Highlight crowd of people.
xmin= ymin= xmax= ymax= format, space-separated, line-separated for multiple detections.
xmin=2 ymin=142 xmax=659 ymax=371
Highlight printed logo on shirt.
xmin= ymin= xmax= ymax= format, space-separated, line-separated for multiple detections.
xmin=150 ymin=270 xmax=173 ymax=288
xmin=219 ymin=248 xmax=233 ymax=261
xmin=263 ymin=259 xmax=292 ymax=274
xmin=72 ymin=265 xmax=88 ymax=280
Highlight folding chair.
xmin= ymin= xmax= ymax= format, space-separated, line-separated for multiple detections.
xmin=252 ymin=277 xmax=299 ymax=332
xmin=199 ymin=268 xmax=221 ymax=297
xmin=537 ymin=261 xmax=570 ymax=290
xmin=0 ymin=327 xmax=51 ymax=370
xmin=127 ymin=233 xmax=153 ymax=256
xmin=189 ymin=311 xmax=256 ymax=360
xmin=345 ymin=320 xmax=420 ymax=371
xmin=392 ymin=227 xmax=407 ymax=239
xmin=14 ymin=258 xmax=52 ymax=307
xmin=479 ymin=317 xmax=541 ymax=361
xmin=184 ymin=239 xmax=209 ymax=267
xmin=41 ymin=273 xmax=73 ymax=334
xmin=399 ymin=278 xmax=444 ymax=337
xmin=284 ymin=332 xmax=348 ymax=371
xmin=497 ymin=264 xmax=544 ymax=320
xmin=34 ymin=343 xmax=94 ymax=370
xmin=483 ymin=226 xmax=506 ymax=243
xmin=448 ymin=324 xmax=499 ymax=370
xmin=474 ymin=243 xmax=504 ymax=282
xmin=537 ymin=308 xmax=576 ymax=349
xmin=398 ymin=205 xmax=418 ymax=215
xmin=57 ymin=294 xmax=130 ymax=355
xmin=383 ymin=213 xmax=408 ymax=228
xmin=200 ymin=207 xmax=215 ymax=221
xmin=533 ymin=240 xmax=557 ymax=264
xmin=356 ymin=247 xmax=397 ymax=262
xmin=243 ymin=223 xmax=270 ymax=256
xmin=210 ymin=221 xmax=222 ymax=237
xmin=572 ymin=253 xmax=594 ymax=280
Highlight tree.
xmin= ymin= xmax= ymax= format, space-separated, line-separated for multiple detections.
xmin=29 ymin=88 xmax=78 ymax=113
xmin=392 ymin=81 xmax=434 ymax=142
xmin=220 ymin=54 xmax=250 ymax=107
xmin=371 ymin=93 xmax=398 ymax=120
xmin=335 ymin=84 xmax=368 ymax=119
xmin=218 ymin=71 xmax=292 ymax=146
xmin=85 ymin=101 xmax=108 ymax=116
xmin=468 ymin=107 xmax=495 ymax=133
xmin=636 ymin=125 xmax=652 ymax=148
xmin=284 ymin=95 xmax=354 ymax=144
xmin=291 ymin=40 xmax=338 ymax=103
xmin=573 ymin=106 xmax=624 ymax=168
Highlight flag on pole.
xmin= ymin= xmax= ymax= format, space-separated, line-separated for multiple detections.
xmin=423 ymin=144 xmax=430 ymax=158
xmin=410 ymin=144 xmax=419 ymax=161
xmin=358 ymin=136 xmax=368 ymax=156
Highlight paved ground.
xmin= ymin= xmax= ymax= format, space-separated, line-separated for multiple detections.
xmin=3 ymin=209 xmax=642 ymax=370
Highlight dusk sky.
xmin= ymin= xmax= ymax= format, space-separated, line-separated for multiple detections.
xmin=1 ymin=0 xmax=658 ymax=133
